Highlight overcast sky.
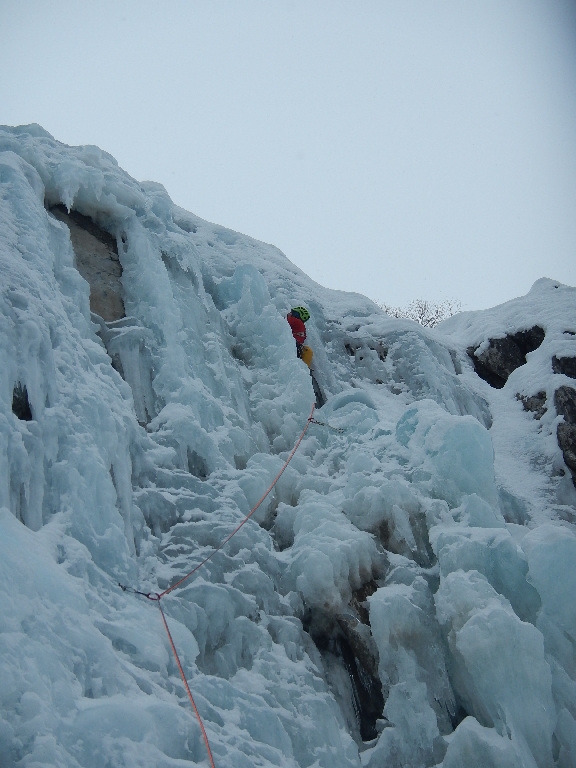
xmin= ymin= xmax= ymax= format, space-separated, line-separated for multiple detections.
xmin=1 ymin=0 xmax=576 ymax=310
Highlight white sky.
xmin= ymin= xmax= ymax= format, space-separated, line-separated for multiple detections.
xmin=1 ymin=0 xmax=576 ymax=310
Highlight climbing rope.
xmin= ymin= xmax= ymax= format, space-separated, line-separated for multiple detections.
xmin=157 ymin=599 xmax=217 ymax=768
xmin=309 ymin=417 xmax=345 ymax=433
xmin=157 ymin=401 xmax=316 ymax=598
xmin=119 ymin=402 xmax=317 ymax=766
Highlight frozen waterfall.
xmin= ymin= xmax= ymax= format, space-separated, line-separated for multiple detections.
xmin=1 ymin=124 xmax=575 ymax=768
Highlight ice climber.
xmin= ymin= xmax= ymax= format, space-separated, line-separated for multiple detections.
xmin=286 ymin=306 xmax=313 ymax=367
xmin=286 ymin=306 xmax=325 ymax=407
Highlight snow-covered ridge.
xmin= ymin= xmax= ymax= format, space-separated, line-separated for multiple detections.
xmin=1 ymin=124 xmax=575 ymax=768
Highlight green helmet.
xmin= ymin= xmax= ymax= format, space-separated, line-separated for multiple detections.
xmin=291 ymin=306 xmax=310 ymax=322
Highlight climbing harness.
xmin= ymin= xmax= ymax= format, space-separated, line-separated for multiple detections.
xmin=119 ymin=403 xmax=318 ymax=766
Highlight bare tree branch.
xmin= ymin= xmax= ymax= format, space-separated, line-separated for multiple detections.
xmin=380 ymin=298 xmax=461 ymax=328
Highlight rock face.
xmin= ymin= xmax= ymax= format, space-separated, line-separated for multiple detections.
xmin=555 ymin=386 xmax=576 ymax=423
xmin=555 ymin=386 xmax=576 ymax=486
xmin=517 ymin=391 xmax=547 ymax=419
xmin=466 ymin=321 xmax=576 ymax=485
xmin=552 ymin=356 xmax=576 ymax=379
xmin=50 ymin=205 xmax=125 ymax=321
xmin=468 ymin=326 xmax=545 ymax=388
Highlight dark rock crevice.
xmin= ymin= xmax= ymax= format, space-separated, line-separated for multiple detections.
xmin=187 ymin=448 xmax=209 ymax=480
xmin=338 ymin=634 xmax=384 ymax=742
xmin=304 ymin=595 xmax=384 ymax=743
xmin=350 ymin=580 xmax=379 ymax=625
xmin=12 ymin=384 xmax=33 ymax=421
xmin=375 ymin=509 xmax=435 ymax=569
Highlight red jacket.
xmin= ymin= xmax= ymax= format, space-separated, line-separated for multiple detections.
xmin=287 ymin=313 xmax=306 ymax=344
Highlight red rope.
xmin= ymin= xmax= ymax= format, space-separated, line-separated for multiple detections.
xmin=157 ymin=600 xmax=216 ymax=768
xmin=157 ymin=402 xmax=315 ymax=598
xmin=127 ymin=404 xmax=316 ymax=768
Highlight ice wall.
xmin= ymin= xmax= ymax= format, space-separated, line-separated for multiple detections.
xmin=0 ymin=124 xmax=575 ymax=768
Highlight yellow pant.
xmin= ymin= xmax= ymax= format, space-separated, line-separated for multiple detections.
xmin=300 ymin=345 xmax=313 ymax=368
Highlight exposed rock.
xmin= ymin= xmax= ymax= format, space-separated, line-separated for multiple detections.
xmin=555 ymin=386 xmax=576 ymax=424
xmin=468 ymin=326 xmax=545 ymax=388
xmin=350 ymin=579 xmax=379 ymax=625
xmin=337 ymin=632 xmax=384 ymax=742
xmin=468 ymin=339 xmax=524 ymax=388
xmin=12 ymin=384 xmax=32 ymax=421
xmin=50 ymin=205 xmax=125 ymax=321
xmin=555 ymin=386 xmax=576 ymax=486
xmin=311 ymin=606 xmax=383 ymax=742
xmin=305 ymin=593 xmax=383 ymax=744
xmin=552 ymin=356 xmax=576 ymax=379
xmin=557 ymin=424 xmax=576 ymax=472
xmin=516 ymin=391 xmax=547 ymax=419
xmin=336 ymin=612 xmax=380 ymax=680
